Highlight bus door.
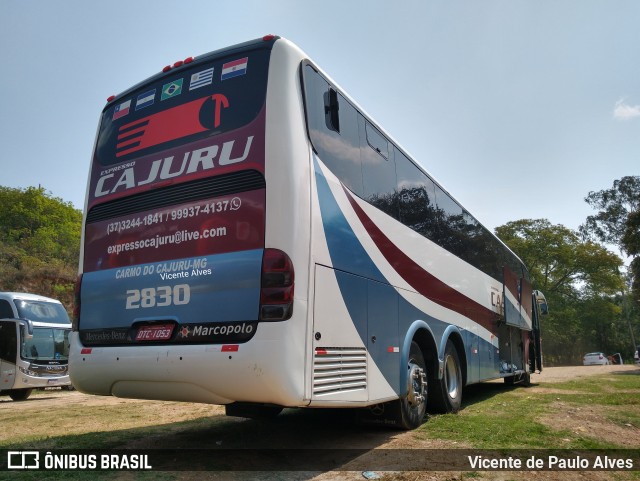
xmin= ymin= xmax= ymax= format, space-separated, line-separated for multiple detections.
xmin=0 ymin=321 xmax=18 ymax=390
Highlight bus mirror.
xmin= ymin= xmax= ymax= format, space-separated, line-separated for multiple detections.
xmin=533 ymin=290 xmax=548 ymax=315
xmin=324 ymin=88 xmax=340 ymax=133
xmin=538 ymin=302 xmax=548 ymax=315
xmin=19 ymin=319 xmax=34 ymax=339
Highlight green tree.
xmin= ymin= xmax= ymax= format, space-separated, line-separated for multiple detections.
xmin=581 ymin=176 xmax=640 ymax=249
xmin=496 ymin=219 xmax=624 ymax=365
xmin=0 ymin=186 xmax=82 ymax=308
xmin=581 ymin=176 xmax=640 ymax=355
xmin=622 ymin=210 xmax=640 ymax=306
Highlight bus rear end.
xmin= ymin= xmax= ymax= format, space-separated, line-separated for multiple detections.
xmin=70 ymin=37 xmax=304 ymax=406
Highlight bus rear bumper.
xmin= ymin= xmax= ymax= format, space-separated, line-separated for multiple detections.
xmin=68 ymin=330 xmax=305 ymax=406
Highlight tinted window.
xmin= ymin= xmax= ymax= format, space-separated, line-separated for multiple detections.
xmin=361 ymin=118 xmax=398 ymax=219
xmin=395 ymin=151 xmax=438 ymax=239
xmin=14 ymin=300 xmax=71 ymax=325
xmin=434 ymin=187 xmax=465 ymax=255
xmin=365 ymin=121 xmax=389 ymax=159
xmin=303 ymin=65 xmax=363 ymax=196
xmin=0 ymin=300 xmax=14 ymax=319
xmin=96 ymin=49 xmax=271 ymax=166
xmin=0 ymin=321 xmax=17 ymax=363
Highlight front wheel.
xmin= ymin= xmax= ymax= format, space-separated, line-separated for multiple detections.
xmin=9 ymin=389 xmax=32 ymax=401
xmin=395 ymin=341 xmax=428 ymax=430
xmin=429 ymin=340 xmax=462 ymax=413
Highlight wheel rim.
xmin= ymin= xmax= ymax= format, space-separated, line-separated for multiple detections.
xmin=407 ymin=361 xmax=427 ymax=408
xmin=444 ymin=354 xmax=459 ymax=399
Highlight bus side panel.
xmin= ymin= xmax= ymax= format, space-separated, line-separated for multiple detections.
xmin=312 ymin=156 xmax=507 ymax=388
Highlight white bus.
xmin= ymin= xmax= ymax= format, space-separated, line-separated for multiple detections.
xmin=70 ymin=36 xmax=546 ymax=428
xmin=0 ymin=292 xmax=72 ymax=401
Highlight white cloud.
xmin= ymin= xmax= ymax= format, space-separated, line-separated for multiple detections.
xmin=613 ymin=98 xmax=640 ymax=120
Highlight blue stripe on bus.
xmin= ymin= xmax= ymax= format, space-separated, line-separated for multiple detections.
xmin=313 ymin=158 xmax=387 ymax=284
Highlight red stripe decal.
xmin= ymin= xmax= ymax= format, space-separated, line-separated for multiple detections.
xmin=342 ymin=186 xmax=497 ymax=332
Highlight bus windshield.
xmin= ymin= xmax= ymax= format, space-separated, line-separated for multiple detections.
xmin=14 ymin=300 xmax=71 ymax=325
xmin=21 ymin=327 xmax=70 ymax=362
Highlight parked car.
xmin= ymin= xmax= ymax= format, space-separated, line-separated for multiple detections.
xmin=583 ymin=352 xmax=610 ymax=366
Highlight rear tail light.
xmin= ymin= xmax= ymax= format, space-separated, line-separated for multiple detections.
xmin=73 ymin=274 xmax=82 ymax=330
xmin=259 ymin=249 xmax=294 ymax=321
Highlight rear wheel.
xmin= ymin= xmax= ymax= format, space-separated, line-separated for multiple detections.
xmin=395 ymin=341 xmax=428 ymax=430
xmin=9 ymin=389 xmax=32 ymax=401
xmin=430 ymin=340 xmax=462 ymax=413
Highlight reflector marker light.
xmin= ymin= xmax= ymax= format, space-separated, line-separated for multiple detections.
xmin=80 ymin=348 xmax=92 ymax=355
xmin=222 ymin=345 xmax=239 ymax=352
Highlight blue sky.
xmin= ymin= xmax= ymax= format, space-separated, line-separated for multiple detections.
xmin=1 ymin=0 xmax=638 ymax=235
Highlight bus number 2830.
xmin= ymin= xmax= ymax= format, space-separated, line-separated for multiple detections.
xmin=125 ymin=284 xmax=190 ymax=309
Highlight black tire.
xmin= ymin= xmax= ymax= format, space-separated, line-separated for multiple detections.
xmin=429 ymin=340 xmax=462 ymax=413
xmin=395 ymin=341 xmax=428 ymax=430
xmin=9 ymin=389 xmax=32 ymax=401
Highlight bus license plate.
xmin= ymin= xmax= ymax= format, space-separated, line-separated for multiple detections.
xmin=136 ymin=324 xmax=174 ymax=341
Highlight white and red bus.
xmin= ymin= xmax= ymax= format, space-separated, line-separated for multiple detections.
xmin=70 ymin=36 xmax=546 ymax=428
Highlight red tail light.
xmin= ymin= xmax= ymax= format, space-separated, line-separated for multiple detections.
xmin=260 ymin=249 xmax=294 ymax=321
xmin=73 ymin=274 xmax=83 ymax=330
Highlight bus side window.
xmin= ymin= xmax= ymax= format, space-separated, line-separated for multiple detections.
xmin=303 ymin=65 xmax=363 ymax=197
xmin=434 ymin=186 xmax=464 ymax=256
xmin=0 ymin=321 xmax=17 ymax=362
xmin=395 ymin=151 xmax=438 ymax=240
xmin=361 ymin=117 xmax=398 ymax=220
xmin=0 ymin=300 xmax=13 ymax=319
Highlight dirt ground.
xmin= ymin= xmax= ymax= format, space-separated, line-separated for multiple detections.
xmin=2 ymin=364 xmax=638 ymax=480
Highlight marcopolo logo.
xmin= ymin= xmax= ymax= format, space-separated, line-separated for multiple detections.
xmin=7 ymin=451 xmax=39 ymax=469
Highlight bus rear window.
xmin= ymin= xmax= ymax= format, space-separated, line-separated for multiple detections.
xmin=95 ymin=49 xmax=270 ymax=166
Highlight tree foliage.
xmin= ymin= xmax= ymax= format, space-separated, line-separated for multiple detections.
xmin=581 ymin=176 xmax=640 ymax=251
xmin=581 ymin=175 xmax=640 ymax=321
xmin=0 ymin=186 xmax=81 ymax=309
xmin=496 ymin=218 xmax=626 ymax=365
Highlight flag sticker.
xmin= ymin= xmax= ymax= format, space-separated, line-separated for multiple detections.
xmin=221 ymin=57 xmax=248 ymax=81
xmin=189 ymin=67 xmax=214 ymax=90
xmin=135 ymin=89 xmax=156 ymax=110
xmin=113 ymin=100 xmax=131 ymax=120
xmin=161 ymin=78 xmax=183 ymax=100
